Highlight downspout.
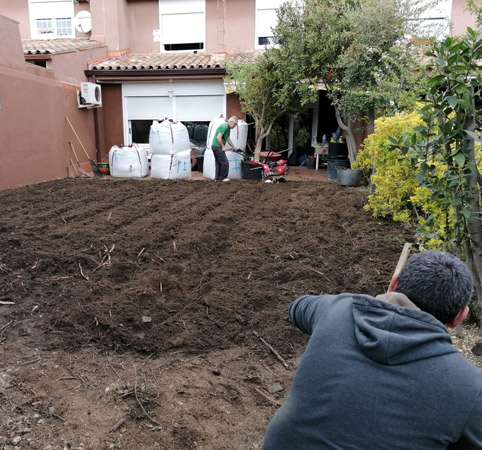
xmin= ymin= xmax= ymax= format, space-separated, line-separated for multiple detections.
xmin=91 ymin=75 xmax=101 ymax=162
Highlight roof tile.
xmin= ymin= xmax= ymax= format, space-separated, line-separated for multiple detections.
xmin=22 ymin=38 xmax=106 ymax=55
xmin=88 ymin=50 xmax=262 ymax=71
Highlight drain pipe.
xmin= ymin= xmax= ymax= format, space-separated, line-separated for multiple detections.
xmin=91 ymin=74 xmax=101 ymax=162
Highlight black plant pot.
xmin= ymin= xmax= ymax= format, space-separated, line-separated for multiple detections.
xmin=306 ymin=158 xmax=316 ymax=169
xmin=328 ymin=142 xmax=348 ymax=158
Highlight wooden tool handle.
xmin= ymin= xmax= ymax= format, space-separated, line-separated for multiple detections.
xmin=66 ymin=116 xmax=90 ymax=159
xmin=70 ymin=159 xmax=79 ymax=176
xmin=387 ymin=243 xmax=412 ymax=292
xmin=392 ymin=243 xmax=412 ymax=279
xmin=69 ymin=141 xmax=80 ymax=163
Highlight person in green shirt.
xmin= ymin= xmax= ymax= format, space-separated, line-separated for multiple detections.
xmin=211 ymin=116 xmax=238 ymax=181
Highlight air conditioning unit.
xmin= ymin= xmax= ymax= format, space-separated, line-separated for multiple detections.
xmin=78 ymin=82 xmax=102 ymax=108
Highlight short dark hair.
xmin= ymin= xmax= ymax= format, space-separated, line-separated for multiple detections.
xmin=396 ymin=251 xmax=473 ymax=324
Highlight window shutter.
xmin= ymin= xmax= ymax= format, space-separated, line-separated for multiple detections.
xmin=161 ymin=12 xmax=204 ymax=44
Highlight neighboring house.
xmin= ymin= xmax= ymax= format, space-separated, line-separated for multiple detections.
xmin=0 ymin=0 xmax=479 ymax=190
xmin=1 ymin=0 xmax=269 ymax=161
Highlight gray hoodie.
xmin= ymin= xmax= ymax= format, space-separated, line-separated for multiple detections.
xmin=262 ymin=293 xmax=482 ymax=450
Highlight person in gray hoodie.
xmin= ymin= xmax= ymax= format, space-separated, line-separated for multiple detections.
xmin=262 ymin=251 xmax=482 ymax=450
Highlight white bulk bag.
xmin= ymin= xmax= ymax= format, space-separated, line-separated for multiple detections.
xmin=150 ymin=154 xmax=171 ymax=179
xmin=109 ymin=144 xmax=149 ymax=178
xmin=203 ymin=149 xmax=243 ymax=180
xmin=227 ymin=119 xmax=248 ymax=152
xmin=207 ymin=116 xmax=249 ymax=152
xmin=151 ymin=150 xmax=192 ymax=180
xmin=206 ymin=115 xmax=228 ymax=150
xmin=149 ymin=119 xmax=190 ymax=155
xmin=170 ymin=150 xmax=192 ymax=180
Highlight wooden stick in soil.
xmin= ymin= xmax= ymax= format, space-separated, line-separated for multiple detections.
xmin=253 ymin=330 xmax=290 ymax=370
xmin=0 ymin=321 xmax=13 ymax=332
xmin=78 ymin=263 xmax=89 ymax=281
xmin=254 ymin=387 xmax=282 ymax=407
xmin=111 ymin=416 xmax=127 ymax=432
xmin=132 ymin=363 xmax=161 ymax=427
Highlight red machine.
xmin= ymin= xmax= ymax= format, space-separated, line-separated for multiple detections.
xmin=250 ymin=158 xmax=288 ymax=181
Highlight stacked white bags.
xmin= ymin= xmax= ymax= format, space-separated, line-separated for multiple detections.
xmin=149 ymin=119 xmax=192 ymax=180
xmin=203 ymin=115 xmax=248 ymax=180
xmin=206 ymin=115 xmax=248 ymax=151
xmin=109 ymin=144 xmax=149 ymax=178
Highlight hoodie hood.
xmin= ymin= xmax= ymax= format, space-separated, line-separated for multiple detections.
xmin=352 ymin=293 xmax=456 ymax=365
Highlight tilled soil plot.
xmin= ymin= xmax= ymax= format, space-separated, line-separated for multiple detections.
xmin=0 ymin=178 xmax=449 ymax=449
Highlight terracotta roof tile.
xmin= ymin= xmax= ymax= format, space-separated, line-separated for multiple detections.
xmin=22 ymin=38 xmax=106 ymax=55
xmin=88 ymin=50 xmax=262 ymax=71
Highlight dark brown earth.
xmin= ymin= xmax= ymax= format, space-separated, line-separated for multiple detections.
xmin=0 ymin=176 xmax=475 ymax=449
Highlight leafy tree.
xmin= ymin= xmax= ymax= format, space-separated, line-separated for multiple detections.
xmin=225 ymin=50 xmax=301 ymax=160
xmin=467 ymin=0 xmax=482 ymax=28
xmin=392 ymin=29 xmax=482 ymax=323
xmin=272 ymin=0 xmax=429 ymax=163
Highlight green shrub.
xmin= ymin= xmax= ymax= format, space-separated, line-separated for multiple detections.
xmin=355 ymin=111 xmax=456 ymax=250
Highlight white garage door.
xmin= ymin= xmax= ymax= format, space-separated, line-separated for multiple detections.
xmin=123 ymin=80 xmax=226 ymax=146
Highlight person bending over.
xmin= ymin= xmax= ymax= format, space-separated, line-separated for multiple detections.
xmin=263 ymin=250 xmax=482 ymax=450
xmin=211 ymin=116 xmax=238 ymax=182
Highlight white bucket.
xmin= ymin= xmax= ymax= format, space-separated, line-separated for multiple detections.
xmin=203 ymin=149 xmax=243 ymax=180
xmin=109 ymin=144 xmax=149 ymax=178
xmin=149 ymin=119 xmax=190 ymax=155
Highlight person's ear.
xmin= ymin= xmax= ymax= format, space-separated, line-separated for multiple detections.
xmin=388 ymin=275 xmax=399 ymax=292
xmin=446 ymin=306 xmax=469 ymax=329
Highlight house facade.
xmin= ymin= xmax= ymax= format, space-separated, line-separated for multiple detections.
xmin=0 ymin=0 xmax=479 ymax=190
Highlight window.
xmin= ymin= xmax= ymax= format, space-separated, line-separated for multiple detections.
xmin=36 ymin=18 xmax=53 ymax=36
xmin=56 ymin=18 xmax=73 ymax=36
xmin=415 ymin=0 xmax=452 ymax=38
xmin=28 ymin=59 xmax=49 ymax=68
xmin=28 ymin=0 xmax=74 ymax=39
xmin=159 ymin=0 xmax=205 ymax=52
xmin=255 ymin=0 xmax=293 ymax=48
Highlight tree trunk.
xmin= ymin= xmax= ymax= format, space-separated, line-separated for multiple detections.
xmin=253 ymin=118 xmax=279 ymax=161
xmin=463 ymin=94 xmax=482 ymax=329
xmin=254 ymin=134 xmax=265 ymax=161
xmin=334 ymin=106 xmax=357 ymax=164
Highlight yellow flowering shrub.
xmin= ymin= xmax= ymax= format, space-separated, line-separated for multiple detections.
xmin=355 ymin=111 xmax=424 ymax=222
xmin=355 ymin=111 xmax=480 ymax=251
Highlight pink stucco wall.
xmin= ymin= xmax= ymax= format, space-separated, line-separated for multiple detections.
xmin=0 ymin=15 xmax=96 ymax=191
xmin=47 ymin=45 xmax=107 ymax=85
xmin=0 ymin=0 xmax=91 ymax=39
xmin=206 ymin=0 xmax=256 ymax=52
xmin=91 ymin=0 xmax=130 ymax=52
xmin=126 ymin=1 xmax=159 ymax=53
xmin=0 ymin=1 xmax=30 ymax=38
xmin=451 ymin=0 xmax=478 ymax=36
